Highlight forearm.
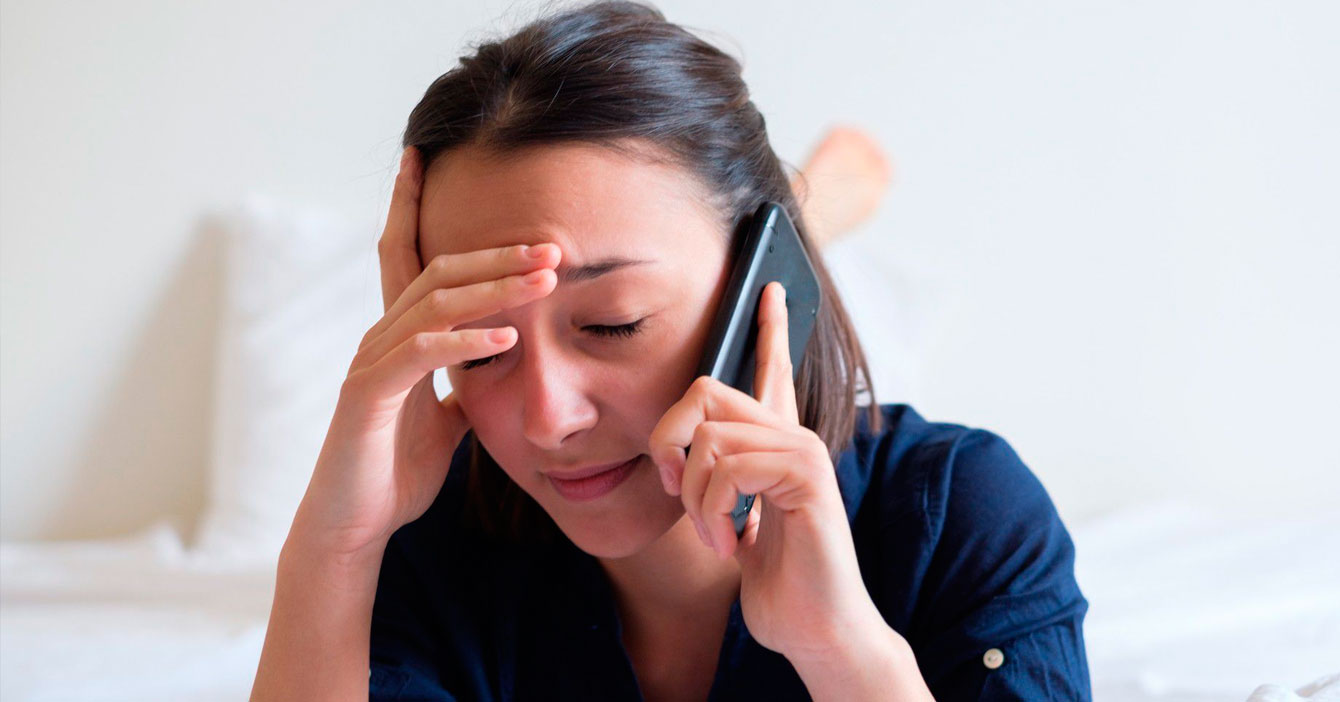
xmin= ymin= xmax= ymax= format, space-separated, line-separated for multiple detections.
xmin=790 ymin=620 xmax=935 ymax=702
xmin=250 ymin=528 xmax=387 ymax=702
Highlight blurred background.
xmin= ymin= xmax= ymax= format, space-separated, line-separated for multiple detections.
xmin=2 ymin=0 xmax=1337 ymax=700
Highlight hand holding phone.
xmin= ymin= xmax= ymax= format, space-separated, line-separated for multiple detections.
xmin=690 ymin=201 xmax=822 ymax=537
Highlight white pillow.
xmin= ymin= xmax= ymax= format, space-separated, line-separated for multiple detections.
xmin=193 ymin=195 xmax=390 ymax=567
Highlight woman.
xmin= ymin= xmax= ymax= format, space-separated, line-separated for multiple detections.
xmin=251 ymin=2 xmax=1090 ymax=700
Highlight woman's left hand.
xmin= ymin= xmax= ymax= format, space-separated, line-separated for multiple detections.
xmin=648 ymin=281 xmax=885 ymax=665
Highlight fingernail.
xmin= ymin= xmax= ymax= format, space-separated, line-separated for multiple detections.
xmin=526 ymin=243 xmax=548 ymax=258
xmin=523 ymin=270 xmax=546 ymax=285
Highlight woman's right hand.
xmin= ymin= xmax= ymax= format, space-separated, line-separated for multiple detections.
xmin=289 ymin=146 xmax=559 ymax=558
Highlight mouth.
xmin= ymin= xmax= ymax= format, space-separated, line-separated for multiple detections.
xmin=547 ymin=455 xmax=643 ymax=502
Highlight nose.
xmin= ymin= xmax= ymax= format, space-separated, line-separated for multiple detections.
xmin=518 ymin=333 xmax=598 ymax=451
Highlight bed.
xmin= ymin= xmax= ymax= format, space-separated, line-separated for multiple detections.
xmin=3 ymin=500 xmax=1336 ymax=700
xmin=3 ymin=198 xmax=1335 ymax=700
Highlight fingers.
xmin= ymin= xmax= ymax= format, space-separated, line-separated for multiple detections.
xmin=754 ymin=282 xmax=799 ymax=424
xmin=379 ymin=147 xmax=425 ymax=314
xmin=649 ymin=315 xmax=818 ymax=560
xmin=686 ymin=491 xmax=761 ymax=558
xmin=673 ymin=420 xmax=812 ymax=535
xmin=344 ymin=327 xmax=518 ymax=411
xmin=648 ymin=281 xmax=800 ymax=485
xmin=670 ymin=419 xmax=789 ymax=496
xmin=358 ymin=264 xmax=555 ymax=366
xmin=649 ymin=375 xmax=783 ymax=486
xmin=700 ymin=451 xmax=802 ymax=559
xmin=348 ymin=248 xmax=562 ymax=404
xmin=374 ymin=242 xmax=559 ymax=341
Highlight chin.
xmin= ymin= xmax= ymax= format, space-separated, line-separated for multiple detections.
xmin=572 ymin=537 xmax=644 ymax=560
xmin=550 ymin=500 xmax=682 ymax=560
xmin=548 ymin=518 xmax=643 ymax=558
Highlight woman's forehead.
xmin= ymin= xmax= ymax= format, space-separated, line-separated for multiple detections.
xmin=417 ymin=142 xmax=723 ymax=262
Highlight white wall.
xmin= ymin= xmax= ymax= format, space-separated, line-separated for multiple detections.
xmin=2 ymin=0 xmax=1336 ymax=541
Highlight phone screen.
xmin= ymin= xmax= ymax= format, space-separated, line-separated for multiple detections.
xmin=690 ymin=201 xmax=822 ymax=537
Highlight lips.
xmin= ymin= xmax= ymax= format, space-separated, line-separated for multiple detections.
xmin=547 ymin=455 xmax=642 ymax=502
xmin=547 ymin=457 xmax=639 ymax=481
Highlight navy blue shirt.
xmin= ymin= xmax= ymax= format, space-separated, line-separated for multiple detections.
xmin=368 ymin=403 xmax=1091 ymax=700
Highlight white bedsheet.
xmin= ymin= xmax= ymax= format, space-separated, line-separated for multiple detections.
xmin=0 ymin=523 xmax=272 ymax=702
xmin=1075 ymin=502 xmax=1340 ymax=701
xmin=2 ymin=501 xmax=1336 ymax=701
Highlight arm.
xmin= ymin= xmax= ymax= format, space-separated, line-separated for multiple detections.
xmin=789 ymin=615 xmax=935 ymax=702
xmin=782 ymin=424 xmax=1088 ymax=701
xmin=913 ymin=430 xmax=1091 ymax=701
xmin=250 ymin=513 xmax=387 ymax=702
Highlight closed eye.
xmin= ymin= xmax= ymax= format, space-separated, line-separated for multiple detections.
xmin=585 ymin=320 xmax=644 ymax=339
xmin=458 ymin=319 xmax=646 ymax=370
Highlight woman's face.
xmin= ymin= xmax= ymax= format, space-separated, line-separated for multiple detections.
xmin=418 ymin=140 xmax=733 ymax=558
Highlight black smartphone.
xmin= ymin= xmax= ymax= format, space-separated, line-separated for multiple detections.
xmin=690 ymin=201 xmax=823 ymax=538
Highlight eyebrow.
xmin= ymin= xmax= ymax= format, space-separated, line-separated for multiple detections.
xmin=556 ymin=256 xmax=655 ymax=285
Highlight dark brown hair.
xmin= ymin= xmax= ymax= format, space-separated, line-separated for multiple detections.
xmin=402 ymin=0 xmax=883 ymax=546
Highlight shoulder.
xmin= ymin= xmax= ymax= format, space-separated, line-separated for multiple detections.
xmin=850 ymin=404 xmax=1089 ymax=697
xmin=851 ymin=403 xmax=1059 ymax=546
xmin=847 ymin=404 xmax=1084 ymax=630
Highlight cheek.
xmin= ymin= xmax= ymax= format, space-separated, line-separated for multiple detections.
xmin=445 ymin=374 xmax=508 ymax=438
xmin=588 ymin=348 xmax=692 ymax=421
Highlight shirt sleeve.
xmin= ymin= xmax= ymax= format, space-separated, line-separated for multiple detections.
xmin=910 ymin=428 xmax=1092 ymax=701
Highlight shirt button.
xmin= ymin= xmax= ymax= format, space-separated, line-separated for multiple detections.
xmin=983 ymin=647 xmax=1005 ymax=670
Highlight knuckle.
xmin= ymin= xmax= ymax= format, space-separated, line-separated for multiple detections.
xmin=348 ymin=345 xmax=369 ymax=371
xmin=394 ymin=164 xmax=420 ymax=191
xmin=427 ymin=254 xmax=452 ymax=275
xmin=426 ymin=288 xmax=453 ymax=313
xmin=407 ymin=332 xmax=435 ymax=355
xmin=647 ymin=430 xmax=671 ymax=459
xmin=805 ymin=432 xmax=830 ymax=463
xmin=340 ymin=370 xmax=369 ymax=400
xmin=691 ymin=375 xmax=718 ymax=395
